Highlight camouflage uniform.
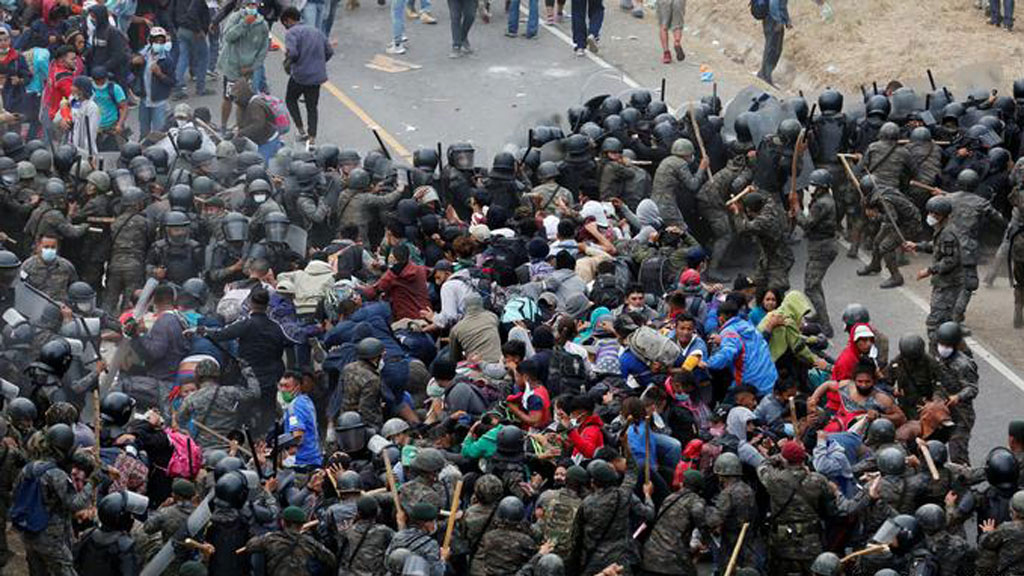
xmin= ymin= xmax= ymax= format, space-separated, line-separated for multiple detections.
xmin=456 ymin=502 xmax=498 ymax=571
xmin=177 ymin=368 xmax=262 ymax=449
xmin=924 ymin=531 xmax=970 ymax=576
xmin=245 ymin=527 xmax=337 ymax=575
xmin=526 ymin=182 xmax=574 ymax=217
xmin=640 ymin=489 xmax=706 ymax=576
xmin=146 ymin=238 xmax=205 ymax=285
xmin=296 ymin=192 xmax=332 ymax=231
xmin=906 ymin=141 xmax=943 ymax=206
xmin=915 ymin=222 xmax=963 ymax=344
xmin=757 ymin=457 xmax=836 ymax=575
xmin=887 ymin=352 xmax=944 ymax=419
xmin=571 ymin=461 xmax=642 ymax=576
xmin=23 ymin=202 xmax=88 ymax=244
xmin=597 ymin=159 xmax=632 ymax=202
xmin=732 ymin=201 xmax=794 ymax=292
xmin=20 ymin=254 xmax=79 ymax=302
xmin=340 ymin=518 xmax=393 ymax=576
xmin=103 ymin=211 xmax=150 ymax=313
xmin=335 ymin=188 xmax=404 ymax=246
xmin=978 ymin=519 xmax=1024 ymax=575
xmin=696 ymin=154 xmax=749 ymax=276
xmin=341 ymin=359 xmax=384 ymax=431
xmin=385 ymin=527 xmax=446 ymax=576
xmin=538 ymin=488 xmax=583 ymax=561
xmin=397 ymin=475 xmax=447 ymax=518
xmin=858 ymin=139 xmax=909 ymax=190
xmin=18 ymin=458 xmax=97 ymax=576
xmin=706 ymin=478 xmax=759 ymax=574
xmin=473 ymin=518 xmax=539 ymax=575
xmin=862 ymin=187 xmax=922 ymax=283
xmin=937 ymin=349 xmax=978 ymax=466
xmin=947 ymin=190 xmax=1006 ymax=323
xmin=651 ymin=155 xmax=706 ymax=229
xmin=142 ymin=500 xmax=196 ymax=575
xmin=0 ymin=421 xmax=27 ymax=569
xmin=795 ymin=187 xmax=838 ymax=332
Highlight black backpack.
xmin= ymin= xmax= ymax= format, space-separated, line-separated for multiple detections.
xmin=591 ymin=273 xmax=625 ymax=310
xmin=750 ymin=0 xmax=769 ymax=20
xmin=547 ymin=348 xmax=588 ymax=396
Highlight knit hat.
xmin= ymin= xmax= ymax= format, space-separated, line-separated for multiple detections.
xmin=172 ymin=478 xmax=196 ymax=498
xmin=781 ymin=440 xmax=807 ymax=464
xmin=282 ymin=506 xmax=307 ymax=525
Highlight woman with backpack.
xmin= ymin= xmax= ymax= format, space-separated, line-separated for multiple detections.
xmin=229 ymin=78 xmax=281 ymax=161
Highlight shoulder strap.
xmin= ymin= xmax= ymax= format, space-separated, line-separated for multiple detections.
xmin=468 ymin=505 xmax=500 ymax=562
xmin=346 ymin=523 xmax=373 ymax=568
xmin=583 ymin=490 xmax=622 ymax=567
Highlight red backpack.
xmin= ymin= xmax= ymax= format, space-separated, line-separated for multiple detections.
xmin=162 ymin=428 xmax=203 ymax=479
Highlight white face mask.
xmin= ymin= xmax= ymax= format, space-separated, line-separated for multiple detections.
xmin=281 ymin=454 xmax=296 ymax=468
xmin=377 ymin=358 xmax=385 ymax=372
xmin=926 ymin=214 xmax=940 ymax=227
xmin=569 ymin=417 xmax=578 ymax=427
xmin=253 ymin=194 xmax=267 ymax=204
xmin=937 ymin=344 xmax=955 ymax=358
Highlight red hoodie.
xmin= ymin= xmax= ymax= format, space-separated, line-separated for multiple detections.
xmin=364 ymin=262 xmax=430 ymax=323
xmin=566 ymin=414 xmax=604 ymax=459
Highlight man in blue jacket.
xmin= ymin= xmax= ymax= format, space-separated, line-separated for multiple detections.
xmin=702 ymin=298 xmax=777 ymax=397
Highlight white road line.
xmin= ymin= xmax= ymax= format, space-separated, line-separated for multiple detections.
xmin=837 ymin=238 xmax=1024 ymax=394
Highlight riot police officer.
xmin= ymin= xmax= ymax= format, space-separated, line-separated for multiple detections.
xmin=247 ymin=212 xmax=303 ymax=275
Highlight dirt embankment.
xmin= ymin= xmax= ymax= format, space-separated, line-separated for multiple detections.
xmin=682 ymin=0 xmax=1024 ymax=95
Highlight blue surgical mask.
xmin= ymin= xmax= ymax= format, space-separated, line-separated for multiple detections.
xmin=40 ymin=248 xmax=57 ymax=262
xmin=674 ymin=393 xmax=689 ymax=403
xmin=244 ymin=7 xmax=258 ymax=16
xmin=152 ymin=43 xmax=170 ymax=55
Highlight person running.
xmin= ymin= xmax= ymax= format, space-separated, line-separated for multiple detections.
xmin=281 ymin=6 xmax=333 ymax=149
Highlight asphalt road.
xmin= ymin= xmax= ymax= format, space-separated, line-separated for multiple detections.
xmin=165 ymin=0 xmax=1024 ymax=467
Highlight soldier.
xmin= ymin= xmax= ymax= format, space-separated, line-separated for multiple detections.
xmin=809 ymin=89 xmax=853 ymax=233
xmin=727 ymin=190 xmax=794 ymax=292
xmin=143 ymin=478 xmax=198 ymax=576
xmin=795 ymin=168 xmax=839 ymax=337
xmin=473 ymin=496 xmax=539 ymax=575
xmin=385 ymin=502 xmax=450 ymax=575
xmin=177 ymin=359 xmax=262 ymax=450
xmin=526 ymin=162 xmax=574 ymax=217
xmin=752 ymin=118 xmax=800 ymax=204
xmin=571 ymin=457 xmax=645 ymax=576
xmin=808 ymin=552 xmax=841 ymax=576
xmin=857 ymin=175 xmax=922 ymax=289
xmin=977 ymin=490 xmax=1024 ymax=574
xmin=934 ymin=322 xmax=978 ymax=466
xmin=397 ymin=448 xmax=447 ymax=516
xmin=16 ymin=424 xmax=99 ymax=576
xmin=243 ymin=179 xmax=283 ymax=240
xmin=640 ymin=469 xmax=706 ymax=576
xmin=536 ymin=466 xmax=586 ymax=561
xmin=905 ymin=127 xmax=943 ymax=209
xmin=887 ymin=333 xmax=944 ymax=419
xmin=757 ymin=441 xmax=841 ymax=575
xmin=902 ymin=196 xmax=963 ymax=345
xmin=147 ymin=210 xmax=205 ymax=285
xmin=484 ymin=152 xmax=524 ymax=214
xmin=72 ymin=171 xmax=114 ymax=290
xmin=946 ymin=168 xmax=1007 ymax=328
xmin=949 ymin=447 xmax=1020 ymax=534
xmin=341 ymin=337 xmax=385 ymax=430
xmin=19 ymin=234 xmax=78 ymax=302
xmin=597 ymin=137 xmax=635 ymax=203
xmin=557 ymin=133 xmax=599 ymax=201
xmin=246 ymin=506 xmax=337 ymax=575
xmin=103 ymin=187 xmax=150 ymax=313
xmin=205 ymin=472 xmax=257 ymax=575
xmin=341 ymin=496 xmax=394 ymax=576
xmin=207 ymin=212 xmax=250 ymax=298
xmin=335 ymin=168 xmax=404 ymax=247
xmin=914 ymin=503 xmax=969 ymax=576
xmin=455 ymin=473 xmax=503 ymax=571
xmin=247 ymin=212 xmax=304 ymax=276
xmin=706 ymin=452 xmax=758 ymax=574
xmin=0 ymin=396 xmax=30 ymax=570
xmin=23 ymin=178 xmax=88 ymax=245
xmin=650 ymin=138 xmax=708 ymax=230
xmin=697 ymin=148 xmax=751 ymax=280
xmin=74 ymin=490 xmax=147 ymax=575
xmin=442 ymin=143 xmax=481 ymax=221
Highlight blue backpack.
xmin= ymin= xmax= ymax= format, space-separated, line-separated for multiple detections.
xmin=11 ymin=461 xmax=56 ymax=534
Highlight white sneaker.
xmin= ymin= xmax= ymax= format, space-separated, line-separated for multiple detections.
xmin=386 ymin=43 xmax=407 ymax=54
xmin=574 ymin=47 xmax=585 ymax=56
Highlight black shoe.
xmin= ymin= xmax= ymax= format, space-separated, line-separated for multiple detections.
xmin=856 ymin=265 xmax=881 ymax=276
xmin=879 ymin=275 xmax=904 ymax=289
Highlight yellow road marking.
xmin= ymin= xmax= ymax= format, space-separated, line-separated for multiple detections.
xmin=270 ymin=33 xmax=412 ymax=160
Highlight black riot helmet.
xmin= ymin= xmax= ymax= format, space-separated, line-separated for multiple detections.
xmin=859 ymin=175 xmax=876 ymax=196
xmin=295 ymin=161 xmax=321 ymax=189
xmin=29 ymin=149 xmax=52 ymax=173
xmin=213 ymin=456 xmax=245 ymax=480
xmin=38 ymin=339 xmax=73 ymax=377
xmin=129 ymin=156 xmax=156 ymax=184
xmin=315 ymin=144 xmax=340 ymax=169
xmin=935 ymin=321 xmax=961 ymax=346
xmin=215 ymin=471 xmax=249 ymax=509
xmin=866 ymin=418 xmax=895 ymax=447
xmin=878 ymin=122 xmax=900 ymax=141
xmin=181 ymin=278 xmax=209 ymax=308
xmin=646 ymin=100 xmax=668 ymax=119
xmin=986 ymin=447 xmax=1018 ymax=491
xmin=100 ymin=391 xmax=136 ymax=427
xmin=925 ymin=195 xmax=952 ymax=218
xmin=490 ymin=152 xmax=516 ymax=180
xmin=897 ymin=333 xmax=926 ymax=360
xmin=193 ymin=176 xmax=216 ymax=199
xmin=734 ymin=112 xmax=753 ymax=143
xmin=68 ymin=281 xmax=96 ymax=313
xmin=994 ymin=96 xmax=1017 ymax=120
xmin=348 ymin=168 xmax=371 ymax=191
xmin=336 ymin=411 xmax=368 ymax=453
xmin=143 ymin=147 xmax=170 ymax=173
xmin=447 ymin=142 xmax=475 ymax=170
xmin=877 ymin=446 xmax=907 ymax=477
xmin=567 ymin=105 xmax=589 ymax=129
xmin=787 ymin=97 xmax=809 ymax=125
xmin=53 ymin=144 xmax=79 ymax=175
xmin=0 ymin=250 xmax=20 ymax=287
xmin=163 ymin=211 xmax=192 ymax=247
xmin=168 ymin=184 xmax=194 ymax=212
xmin=43 ymin=178 xmax=67 ymax=205
xmin=338 ymin=149 xmax=361 ymax=169
xmin=565 ymin=133 xmax=590 ymax=157
xmin=601 ymin=137 xmax=623 ymax=154
xmin=910 ymin=126 xmax=932 ymax=143
xmin=808 ymin=169 xmax=832 ymax=189
xmin=925 ymin=440 xmax=948 ymax=468
xmin=818 ymin=88 xmax=844 ymax=113
xmin=98 ymin=491 xmax=149 ymax=531
xmin=46 ymin=423 xmax=76 ymax=461
xmin=8 ymin=397 xmax=37 ymax=426
xmin=412 ymin=147 xmax=438 ymax=171
xmin=176 ymin=127 xmax=203 ymax=153
xmin=0 ymin=156 xmax=16 ymax=187
xmin=700 ymin=95 xmax=723 ymax=115
xmin=619 ymin=107 xmax=641 ymax=129
xmin=914 ymin=503 xmax=945 ymax=535
xmin=222 ymin=212 xmax=249 ymax=242
xmin=956 ymin=169 xmax=980 ymax=193
xmin=629 ymin=90 xmax=653 ymax=112
xmin=778 ymin=118 xmax=802 ymax=143
xmin=989 ymin=147 xmax=1012 ymax=172
xmin=238 ymin=150 xmax=263 ymax=171
xmin=978 ymin=115 xmax=1005 ymax=137
xmin=120 ymin=186 xmax=146 ymax=212
xmin=1014 ymin=78 xmax=1024 ymax=100
xmin=941 ymin=102 xmax=965 ymax=123
xmin=1 ymin=131 xmax=24 ymax=160
xmin=598 ymin=96 xmax=623 ymax=118
xmin=522 ymin=148 xmax=541 ymax=172
xmin=652 ymin=122 xmax=677 ymax=147
xmin=497 ymin=426 xmax=525 ymax=455
xmin=865 ymin=95 xmax=891 ymax=119
xmin=537 ymin=161 xmax=560 ymax=181
xmin=497 ymin=496 xmax=525 ymax=522
xmin=112 ymin=169 xmax=135 ymax=195
xmin=603 ymin=114 xmax=624 ymax=135
xmin=264 ymin=212 xmax=290 ymax=244
xmin=118 ymin=142 xmax=142 ymax=168
xmin=742 ymin=191 xmax=766 ymax=213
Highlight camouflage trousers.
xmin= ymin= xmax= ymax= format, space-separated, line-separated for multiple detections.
xmin=103 ymin=266 xmax=145 ymax=315
xmin=805 ymin=238 xmax=838 ymax=334
xmin=949 ymin=404 xmax=975 ymax=466
xmin=953 ymin=264 xmax=979 ymax=323
xmin=926 ymin=284 xmax=961 ymax=344
xmin=23 ymin=531 xmax=77 ymax=576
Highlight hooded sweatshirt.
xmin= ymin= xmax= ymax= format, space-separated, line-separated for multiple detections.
xmin=705 ymin=315 xmax=777 ymax=397
xmin=831 ymin=321 xmax=874 ymax=381
xmin=278 ymin=259 xmax=334 ymax=315
xmin=85 ymin=5 xmax=129 ymax=83
xmin=726 ymin=406 xmax=765 ymax=468
xmin=757 ymin=290 xmax=818 ymax=364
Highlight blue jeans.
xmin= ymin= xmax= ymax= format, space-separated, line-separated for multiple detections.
xmin=138 ymin=101 xmax=168 ymax=139
xmin=406 ymin=0 xmax=432 ymax=12
xmin=258 ymin=136 xmax=283 ymax=162
xmin=302 ymin=1 xmax=327 ymax=30
xmin=322 ymin=0 xmax=341 ymax=36
xmin=175 ymin=29 xmax=209 ymax=94
xmin=252 ymin=63 xmax=269 ymax=93
xmin=651 ymin=431 xmax=682 ymax=471
xmin=571 ymin=0 xmax=603 ymax=48
xmin=508 ymin=0 xmax=539 ymax=35
xmin=991 ymin=0 xmax=1015 ymax=26
xmin=391 ymin=0 xmax=407 ymax=43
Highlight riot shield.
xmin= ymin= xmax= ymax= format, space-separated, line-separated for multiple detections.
xmin=286 ymin=225 xmax=308 ymax=258
xmin=889 ymin=87 xmax=921 ymax=122
xmin=139 ymin=491 xmax=214 ymax=576
xmin=12 ymin=278 xmax=59 ymax=324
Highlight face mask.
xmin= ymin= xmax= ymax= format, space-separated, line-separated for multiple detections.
xmin=152 ymin=43 xmax=170 ymax=55
xmin=377 ymin=358 xmax=385 ymax=372
xmin=253 ymin=193 xmax=267 ymax=204
xmin=277 ymin=390 xmax=294 ymax=408
xmin=807 ymin=185 xmax=817 ymax=196
xmin=674 ymin=392 xmax=690 ymax=403
xmin=244 ymin=7 xmax=258 ymax=16
xmin=40 ymin=248 xmax=57 ymax=262
xmin=282 ymin=454 xmax=296 ymax=468
xmin=74 ymin=301 xmax=93 ymax=314
xmin=937 ymin=344 xmax=955 ymax=358
xmin=569 ymin=417 xmax=578 ymax=427
xmin=855 ymin=385 xmax=874 ymax=396
xmin=87 ymin=18 xmax=95 ymax=36
xmin=783 ymin=423 xmax=795 ymax=438
xmin=926 ymin=214 xmax=940 ymax=227
xmin=426 ymin=380 xmax=445 ymax=398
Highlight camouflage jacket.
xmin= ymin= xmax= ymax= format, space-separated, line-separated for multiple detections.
xmin=246 ymin=527 xmax=337 ymax=576
xmin=340 ymin=519 xmax=393 ymax=576
xmin=341 ymin=360 xmax=384 ymax=431
xmin=473 ymin=519 xmax=538 ymax=576
xmin=640 ymin=489 xmax=706 ymax=575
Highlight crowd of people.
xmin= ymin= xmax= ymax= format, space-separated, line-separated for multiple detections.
xmin=2 ymin=4 xmax=1024 ymax=570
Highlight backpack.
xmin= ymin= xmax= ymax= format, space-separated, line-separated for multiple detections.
xmin=162 ymin=428 xmax=203 ymax=479
xmin=638 ymin=256 xmax=675 ymax=297
xmin=216 ymin=287 xmax=252 ymax=322
xmin=11 ymin=461 xmax=57 ymax=534
xmin=452 ymin=272 xmax=496 ymax=312
xmin=627 ymin=326 xmax=682 ymax=367
xmin=255 ymin=93 xmax=291 ymax=135
xmin=547 ymin=348 xmax=588 ymax=396
xmin=591 ymin=273 xmax=625 ymax=310
xmin=750 ymin=0 xmax=769 ymax=19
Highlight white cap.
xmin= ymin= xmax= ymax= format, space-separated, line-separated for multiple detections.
xmin=852 ymin=325 xmax=875 ymax=341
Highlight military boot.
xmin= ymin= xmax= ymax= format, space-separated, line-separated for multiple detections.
xmin=1015 ymin=288 xmax=1024 ymax=328
xmin=856 ymin=253 xmax=881 ymax=276
xmin=880 ymin=254 xmax=904 ymax=288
